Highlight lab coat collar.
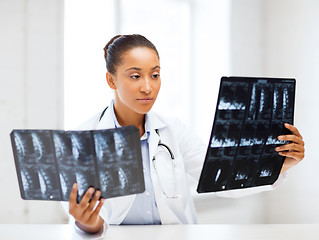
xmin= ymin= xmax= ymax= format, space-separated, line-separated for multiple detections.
xmin=95 ymin=105 xmax=167 ymax=132
xmin=95 ymin=106 xmax=114 ymax=130
xmin=145 ymin=111 xmax=166 ymax=133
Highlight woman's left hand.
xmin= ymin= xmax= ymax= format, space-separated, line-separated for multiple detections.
xmin=275 ymin=123 xmax=305 ymax=174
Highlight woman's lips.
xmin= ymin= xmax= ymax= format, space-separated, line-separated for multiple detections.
xmin=137 ymin=98 xmax=154 ymax=104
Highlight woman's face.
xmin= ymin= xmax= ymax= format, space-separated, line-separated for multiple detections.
xmin=109 ymin=47 xmax=161 ymax=115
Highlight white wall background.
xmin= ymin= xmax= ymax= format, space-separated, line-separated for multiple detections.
xmin=0 ymin=0 xmax=318 ymax=224
xmin=0 ymin=0 xmax=67 ymax=223
xmin=225 ymin=0 xmax=319 ymax=224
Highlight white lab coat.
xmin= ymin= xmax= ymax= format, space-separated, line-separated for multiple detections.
xmin=63 ymin=107 xmax=287 ymax=226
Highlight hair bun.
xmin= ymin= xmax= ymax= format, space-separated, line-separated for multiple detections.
xmin=103 ymin=35 xmax=122 ymax=60
xmin=103 ymin=34 xmax=159 ymax=74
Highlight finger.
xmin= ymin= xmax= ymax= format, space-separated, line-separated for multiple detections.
xmin=278 ymin=134 xmax=304 ymax=145
xmin=84 ymin=190 xmax=101 ymax=215
xmin=275 ymin=143 xmax=304 ymax=153
xmin=78 ymin=187 xmax=95 ymax=209
xmin=283 ymin=123 xmax=302 ymax=138
xmin=90 ymin=198 xmax=105 ymax=221
xmin=278 ymin=151 xmax=304 ymax=161
xmin=69 ymin=183 xmax=78 ymax=209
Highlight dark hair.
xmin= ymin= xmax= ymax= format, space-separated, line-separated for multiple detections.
xmin=103 ymin=34 xmax=159 ymax=74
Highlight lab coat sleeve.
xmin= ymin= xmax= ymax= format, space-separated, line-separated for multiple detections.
xmin=175 ymin=120 xmax=207 ymax=182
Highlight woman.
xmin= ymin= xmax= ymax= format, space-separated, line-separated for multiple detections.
xmin=66 ymin=34 xmax=305 ymax=233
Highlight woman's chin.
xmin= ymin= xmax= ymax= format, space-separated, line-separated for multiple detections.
xmin=135 ymin=104 xmax=154 ymax=114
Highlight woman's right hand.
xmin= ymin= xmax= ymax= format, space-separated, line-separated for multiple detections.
xmin=68 ymin=183 xmax=105 ymax=233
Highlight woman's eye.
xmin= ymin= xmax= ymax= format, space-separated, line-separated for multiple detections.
xmin=152 ymin=74 xmax=160 ymax=79
xmin=130 ymin=75 xmax=140 ymax=80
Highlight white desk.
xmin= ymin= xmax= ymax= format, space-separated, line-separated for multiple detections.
xmin=1 ymin=224 xmax=318 ymax=240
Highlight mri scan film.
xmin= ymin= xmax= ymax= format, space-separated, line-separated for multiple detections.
xmin=197 ymin=76 xmax=295 ymax=193
xmin=11 ymin=126 xmax=145 ymax=201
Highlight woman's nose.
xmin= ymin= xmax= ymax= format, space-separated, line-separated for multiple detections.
xmin=140 ymin=78 xmax=151 ymax=94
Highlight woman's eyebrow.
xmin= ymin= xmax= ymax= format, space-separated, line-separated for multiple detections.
xmin=125 ymin=66 xmax=160 ymax=71
xmin=125 ymin=67 xmax=141 ymax=71
xmin=152 ymin=66 xmax=160 ymax=70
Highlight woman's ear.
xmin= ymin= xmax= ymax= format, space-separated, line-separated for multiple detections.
xmin=106 ymin=72 xmax=117 ymax=90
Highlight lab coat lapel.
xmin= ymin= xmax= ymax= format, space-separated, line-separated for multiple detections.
xmin=146 ymin=111 xmax=166 ymax=161
xmin=146 ymin=113 xmax=183 ymax=224
xmin=148 ymin=129 xmax=160 ymax=163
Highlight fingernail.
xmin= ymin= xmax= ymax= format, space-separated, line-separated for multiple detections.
xmin=276 ymin=147 xmax=280 ymax=151
xmin=73 ymin=183 xmax=77 ymax=189
xmin=88 ymin=188 xmax=94 ymax=194
xmin=278 ymin=136 xmax=284 ymax=140
xmin=96 ymin=191 xmax=101 ymax=197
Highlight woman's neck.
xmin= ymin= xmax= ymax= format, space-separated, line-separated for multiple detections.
xmin=113 ymin=98 xmax=145 ymax=137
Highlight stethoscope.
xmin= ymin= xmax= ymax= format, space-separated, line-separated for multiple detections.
xmin=154 ymin=129 xmax=175 ymax=160
xmin=153 ymin=129 xmax=177 ymax=198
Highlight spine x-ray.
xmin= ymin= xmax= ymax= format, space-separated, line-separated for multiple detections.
xmin=197 ymin=76 xmax=295 ymax=193
xmin=10 ymin=126 xmax=145 ymax=202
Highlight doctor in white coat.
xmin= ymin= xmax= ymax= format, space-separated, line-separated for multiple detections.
xmin=65 ymin=34 xmax=305 ymax=234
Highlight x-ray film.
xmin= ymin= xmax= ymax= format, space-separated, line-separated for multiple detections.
xmin=197 ymin=76 xmax=295 ymax=193
xmin=10 ymin=126 xmax=145 ymax=201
